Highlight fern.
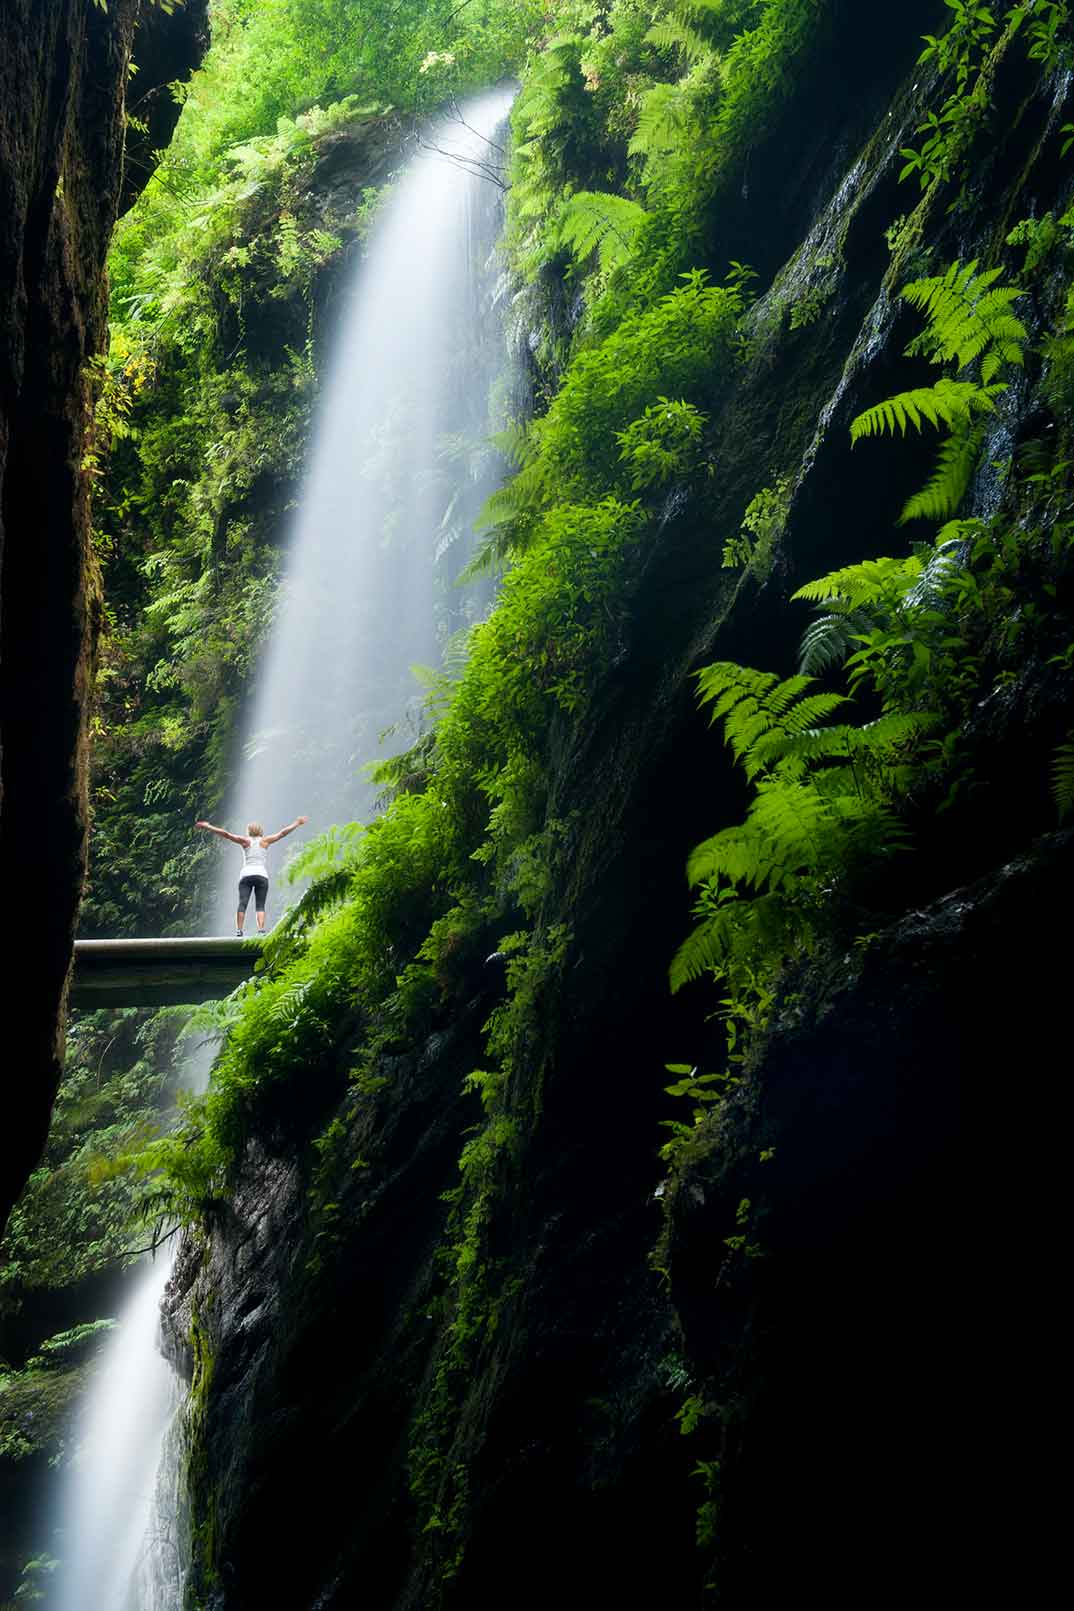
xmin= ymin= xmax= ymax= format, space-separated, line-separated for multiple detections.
xmin=673 ymin=641 xmax=935 ymax=995
xmin=695 ymin=662 xmax=852 ymax=780
xmin=643 ymin=21 xmax=712 ymax=67
xmin=628 ymin=82 xmax=691 ymax=162
xmin=898 ymin=422 xmax=988 ymax=524
xmin=791 ymin=553 xmax=925 ymax=611
xmin=670 ymin=886 xmax=806 ymax=993
xmin=851 ymin=259 xmax=1026 ymax=526
xmin=750 ymin=711 xmax=939 ymax=778
xmin=1053 ymin=736 xmax=1074 ymax=820
xmin=798 ymin=610 xmax=868 ymax=674
xmin=850 ymin=377 xmax=996 ymax=441
xmin=492 ymin=421 xmax=537 ymax=470
xmin=466 ymin=454 xmax=550 ymax=570
xmin=558 ymin=190 xmax=648 ymax=275
xmin=902 ymin=259 xmax=1027 ymax=380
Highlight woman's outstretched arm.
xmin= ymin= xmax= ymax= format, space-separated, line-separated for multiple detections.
xmin=195 ymin=820 xmax=248 ymax=846
xmin=262 ymin=815 xmax=309 ymax=846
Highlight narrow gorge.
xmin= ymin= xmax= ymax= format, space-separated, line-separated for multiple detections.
xmin=1 ymin=3 xmax=1069 ymax=1607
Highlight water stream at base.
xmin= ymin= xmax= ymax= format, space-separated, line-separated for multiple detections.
xmin=45 ymin=86 xmax=516 ymax=1609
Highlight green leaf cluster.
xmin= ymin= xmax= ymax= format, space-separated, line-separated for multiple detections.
xmin=669 ymin=663 xmax=928 ymax=992
xmin=899 ymin=4 xmax=1072 ymax=202
xmin=851 ymin=259 xmax=1026 ymax=526
xmin=0 ymin=1012 xmax=187 ymax=1309
xmin=506 ymin=0 xmax=831 ymax=329
xmin=674 ymin=254 xmax=1074 ymax=1051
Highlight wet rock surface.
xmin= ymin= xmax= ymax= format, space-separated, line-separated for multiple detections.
xmin=177 ymin=13 xmax=1073 ymax=1609
xmin=0 ymin=0 xmax=207 ymax=1237
xmin=668 ymin=828 xmax=1074 ymax=1606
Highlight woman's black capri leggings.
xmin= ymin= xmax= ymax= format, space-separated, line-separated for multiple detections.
xmin=238 ymin=874 xmax=268 ymax=915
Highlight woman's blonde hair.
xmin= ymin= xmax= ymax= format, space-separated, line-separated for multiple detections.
xmin=246 ymin=821 xmax=264 ymax=837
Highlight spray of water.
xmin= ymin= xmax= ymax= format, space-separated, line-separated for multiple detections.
xmin=47 ymin=88 xmax=516 ymax=1608
xmin=49 ymin=1257 xmax=177 ymax=1609
xmin=212 ymin=84 xmax=519 ymax=930
xmin=47 ymin=1041 xmax=213 ymax=1611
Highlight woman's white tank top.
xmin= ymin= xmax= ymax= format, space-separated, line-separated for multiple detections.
xmin=241 ymin=839 xmax=269 ymax=879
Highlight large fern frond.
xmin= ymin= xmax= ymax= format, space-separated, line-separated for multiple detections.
xmin=695 ymin=663 xmax=812 ymax=775
xmin=629 ymin=82 xmax=691 ymax=160
xmin=456 ymin=531 xmax=505 ymax=583
xmin=1053 ymin=735 xmax=1074 ymax=820
xmin=791 ymin=554 xmax=925 ymax=611
xmin=686 ymin=824 xmax=768 ymax=890
xmin=492 ymin=421 xmax=537 ymax=469
xmin=643 ymin=21 xmax=712 ymax=65
xmin=558 ymin=190 xmax=648 ymax=275
xmin=850 ymin=376 xmax=995 ymax=442
xmin=898 ymin=422 xmax=986 ymax=523
xmin=669 ymin=889 xmax=799 ymax=993
xmin=669 ymin=907 xmax=735 ymax=991
xmin=902 ymin=259 xmax=1027 ymax=374
xmin=798 ymin=610 xmax=868 ymax=673
xmin=750 ymin=710 xmax=937 ymax=776
xmin=468 ymin=455 xmax=552 ymax=570
xmin=746 ymin=776 xmax=837 ymax=881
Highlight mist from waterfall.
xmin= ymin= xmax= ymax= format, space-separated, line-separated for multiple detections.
xmin=49 ymin=1259 xmax=176 ymax=1610
xmin=47 ymin=1041 xmax=213 ymax=1611
xmin=45 ymin=86 xmax=516 ymax=1609
xmin=212 ymin=84 xmax=518 ymax=931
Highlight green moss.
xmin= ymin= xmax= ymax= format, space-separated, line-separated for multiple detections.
xmin=0 ymin=1363 xmax=89 ymax=1465
xmin=183 ymin=1296 xmax=220 ymax=1602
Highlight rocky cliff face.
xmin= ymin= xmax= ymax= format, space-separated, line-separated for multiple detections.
xmin=0 ymin=0 xmax=207 ymax=1237
xmin=168 ymin=11 xmax=1072 ymax=1608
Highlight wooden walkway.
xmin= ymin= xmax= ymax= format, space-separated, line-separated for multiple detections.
xmin=71 ymin=936 xmax=264 ymax=1010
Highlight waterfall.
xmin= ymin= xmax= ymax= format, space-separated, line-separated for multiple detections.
xmin=48 ymin=1043 xmax=214 ymax=1611
xmin=45 ymin=87 xmax=516 ymax=1608
xmin=212 ymin=83 xmax=519 ymax=931
xmin=49 ymin=1258 xmax=178 ymax=1609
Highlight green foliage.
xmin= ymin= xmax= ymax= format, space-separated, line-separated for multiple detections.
xmin=1006 ymin=209 xmax=1071 ymax=273
xmin=558 ymin=190 xmax=649 ymax=276
xmin=506 ymin=0 xmax=831 ymax=328
xmin=721 ymin=478 xmax=790 ymax=578
xmin=899 ymin=4 xmax=1072 ymax=203
xmin=659 ymin=1063 xmax=741 ymax=1163
xmin=849 ymin=378 xmax=994 ymax=441
xmin=901 ymin=259 xmax=1026 ymax=381
xmin=1053 ymin=736 xmax=1074 ymax=819
xmin=616 ymin=397 xmax=707 ymax=489
xmin=0 ymin=1011 xmax=186 ymax=1306
xmin=669 ymin=661 xmax=928 ymax=992
xmin=692 ymin=1457 xmax=721 ymax=1549
xmin=900 ymin=1 xmax=1002 ymax=192
xmin=478 ymin=268 xmax=744 ymax=559
xmin=851 ymin=260 xmax=1026 ymax=525
xmin=22 ymin=1320 xmax=117 ymax=1371
xmin=676 ymin=243 xmax=1074 ymax=1065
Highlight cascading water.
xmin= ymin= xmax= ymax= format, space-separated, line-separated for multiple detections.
xmin=50 ymin=1259 xmax=177 ymax=1609
xmin=213 ymin=84 xmax=519 ymax=928
xmin=48 ymin=1044 xmax=214 ymax=1611
xmin=45 ymin=87 xmax=516 ymax=1608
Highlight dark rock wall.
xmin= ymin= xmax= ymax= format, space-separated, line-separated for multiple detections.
xmin=0 ymin=0 xmax=207 ymax=1238
xmin=173 ymin=12 xmax=1072 ymax=1609
xmin=667 ymin=828 xmax=1074 ymax=1607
